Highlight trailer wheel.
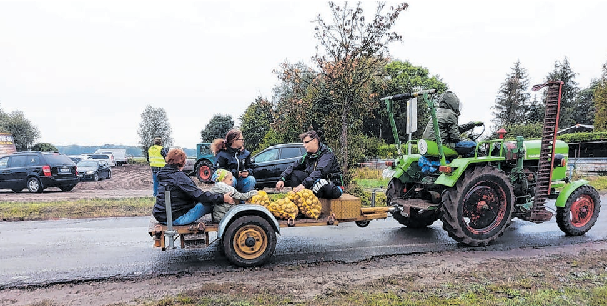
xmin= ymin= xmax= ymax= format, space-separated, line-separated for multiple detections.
xmin=387 ymin=179 xmax=439 ymax=228
xmin=223 ymin=215 xmax=276 ymax=267
xmin=196 ymin=160 xmax=214 ymax=183
xmin=557 ymin=185 xmax=601 ymax=236
xmin=441 ymin=167 xmax=514 ymax=246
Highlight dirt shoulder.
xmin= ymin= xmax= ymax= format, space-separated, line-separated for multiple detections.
xmin=0 ymin=165 xmax=154 ymax=202
xmin=3 ymin=240 xmax=607 ymax=306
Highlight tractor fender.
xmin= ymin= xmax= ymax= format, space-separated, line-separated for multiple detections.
xmin=555 ymin=180 xmax=589 ymax=208
xmin=218 ymin=204 xmax=280 ymax=239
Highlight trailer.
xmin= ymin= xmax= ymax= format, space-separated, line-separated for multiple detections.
xmin=149 ymin=192 xmax=392 ymax=267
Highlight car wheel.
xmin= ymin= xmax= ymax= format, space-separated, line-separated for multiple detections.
xmin=93 ymin=173 xmax=99 ymax=181
xmin=107 ymin=170 xmax=112 ymax=179
xmin=27 ymin=177 xmax=43 ymax=193
xmin=59 ymin=184 xmax=76 ymax=192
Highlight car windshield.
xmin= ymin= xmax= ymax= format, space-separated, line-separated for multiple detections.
xmin=90 ymin=154 xmax=109 ymax=159
xmin=77 ymin=161 xmax=98 ymax=167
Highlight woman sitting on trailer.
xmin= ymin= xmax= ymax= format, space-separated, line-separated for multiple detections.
xmin=152 ymin=148 xmax=234 ymax=225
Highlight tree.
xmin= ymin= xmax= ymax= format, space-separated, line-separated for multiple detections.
xmin=31 ymin=143 xmax=58 ymax=152
xmin=200 ymin=114 xmax=234 ymax=142
xmin=544 ymin=57 xmax=579 ymax=128
xmin=595 ymin=62 xmax=607 ymax=131
xmin=571 ymin=80 xmax=598 ymax=125
xmin=0 ymin=106 xmax=40 ymax=151
xmin=240 ymin=97 xmax=274 ymax=153
xmin=492 ymin=60 xmax=530 ymax=128
xmin=368 ymin=60 xmax=448 ymax=143
xmin=137 ymin=105 xmax=173 ymax=159
xmin=312 ymin=1 xmax=408 ymax=173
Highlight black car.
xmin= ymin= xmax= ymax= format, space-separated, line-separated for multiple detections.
xmin=0 ymin=151 xmax=79 ymax=193
xmin=251 ymin=143 xmax=305 ymax=188
xmin=76 ymin=160 xmax=112 ymax=181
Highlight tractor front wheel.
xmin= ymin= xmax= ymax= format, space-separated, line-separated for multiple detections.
xmin=557 ymin=185 xmax=601 ymax=236
xmin=441 ymin=166 xmax=514 ymax=246
xmin=196 ymin=160 xmax=214 ymax=183
xmin=387 ymin=179 xmax=439 ymax=228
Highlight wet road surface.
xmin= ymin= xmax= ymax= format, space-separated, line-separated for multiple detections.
xmin=1 ymin=197 xmax=605 ymax=288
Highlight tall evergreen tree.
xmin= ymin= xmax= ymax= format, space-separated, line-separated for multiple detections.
xmin=595 ymin=62 xmax=607 ymax=131
xmin=492 ymin=60 xmax=530 ymax=128
xmin=544 ymin=57 xmax=579 ymax=128
xmin=571 ymin=80 xmax=598 ymax=125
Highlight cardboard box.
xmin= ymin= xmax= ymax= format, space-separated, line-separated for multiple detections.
xmin=320 ymin=194 xmax=362 ymax=219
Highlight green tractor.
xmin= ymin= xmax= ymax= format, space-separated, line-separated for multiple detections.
xmin=382 ymin=81 xmax=601 ymax=246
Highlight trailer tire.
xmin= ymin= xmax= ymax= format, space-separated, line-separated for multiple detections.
xmin=441 ymin=166 xmax=514 ymax=246
xmin=387 ymin=179 xmax=439 ymax=228
xmin=557 ymin=185 xmax=601 ymax=236
xmin=223 ymin=215 xmax=276 ymax=267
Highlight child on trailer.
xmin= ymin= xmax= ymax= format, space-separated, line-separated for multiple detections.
xmin=210 ymin=169 xmax=258 ymax=222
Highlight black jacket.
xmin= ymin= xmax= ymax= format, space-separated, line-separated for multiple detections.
xmin=152 ymin=164 xmax=224 ymax=223
xmin=215 ymin=147 xmax=253 ymax=180
xmin=280 ymin=143 xmax=342 ymax=189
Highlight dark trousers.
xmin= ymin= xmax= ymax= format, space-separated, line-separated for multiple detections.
xmin=287 ymin=170 xmax=343 ymax=199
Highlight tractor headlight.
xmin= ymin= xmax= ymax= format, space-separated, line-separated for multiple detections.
xmin=418 ymin=139 xmax=428 ymax=155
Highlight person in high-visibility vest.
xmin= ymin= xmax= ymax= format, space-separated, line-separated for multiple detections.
xmin=148 ymin=137 xmax=168 ymax=196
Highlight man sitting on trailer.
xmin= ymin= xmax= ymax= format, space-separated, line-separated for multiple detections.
xmin=275 ymin=130 xmax=343 ymax=199
xmin=422 ymin=91 xmax=483 ymax=157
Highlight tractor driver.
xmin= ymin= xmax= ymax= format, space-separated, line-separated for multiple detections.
xmin=422 ymin=91 xmax=483 ymax=156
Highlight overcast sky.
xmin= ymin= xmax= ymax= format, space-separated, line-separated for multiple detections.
xmin=1 ymin=1 xmax=605 ymax=148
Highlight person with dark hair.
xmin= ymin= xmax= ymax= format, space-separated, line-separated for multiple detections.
xmin=211 ymin=129 xmax=256 ymax=193
xmin=148 ymin=137 xmax=169 ymax=196
xmin=275 ymin=130 xmax=343 ymax=199
xmin=152 ymin=148 xmax=234 ymax=225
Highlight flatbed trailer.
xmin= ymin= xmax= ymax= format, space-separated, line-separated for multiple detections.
xmin=149 ymin=194 xmax=393 ymax=267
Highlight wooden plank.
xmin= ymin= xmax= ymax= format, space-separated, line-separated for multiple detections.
xmin=360 ymin=207 xmax=392 ymax=213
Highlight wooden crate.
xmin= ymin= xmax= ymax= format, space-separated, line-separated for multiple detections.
xmin=320 ymin=194 xmax=362 ymax=220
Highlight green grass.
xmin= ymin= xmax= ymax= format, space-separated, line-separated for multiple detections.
xmin=0 ymin=197 xmax=155 ymax=221
xmin=588 ymin=176 xmax=607 ymax=191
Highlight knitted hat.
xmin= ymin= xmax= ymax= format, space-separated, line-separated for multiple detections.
xmin=214 ymin=169 xmax=231 ymax=182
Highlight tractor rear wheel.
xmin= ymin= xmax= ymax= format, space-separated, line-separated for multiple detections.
xmin=387 ymin=179 xmax=439 ymax=228
xmin=441 ymin=166 xmax=514 ymax=246
xmin=556 ymin=185 xmax=601 ymax=236
xmin=196 ymin=160 xmax=214 ymax=183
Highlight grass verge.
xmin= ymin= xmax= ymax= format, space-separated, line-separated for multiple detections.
xmin=0 ymin=197 xmax=155 ymax=221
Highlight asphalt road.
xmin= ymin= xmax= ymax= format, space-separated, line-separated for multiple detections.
xmin=1 ymin=197 xmax=605 ymax=289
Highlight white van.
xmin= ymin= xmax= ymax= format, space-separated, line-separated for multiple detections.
xmin=94 ymin=149 xmax=127 ymax=166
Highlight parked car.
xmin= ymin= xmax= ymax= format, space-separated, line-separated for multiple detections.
xmin=88 ymin=154 xmax=115 ymax=167
xmin=251 ymin=143 xmax=305 ymax=188
xmin=76 ymin=160 xmax=112 ymax=181
xmin=0 ymin=151 xmax=79 ymax=193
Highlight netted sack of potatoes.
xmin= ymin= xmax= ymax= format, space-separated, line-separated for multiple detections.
xmin=248 ymin=190 xmax=271 ymax=208
xmin=287 ymin=189 xmax=321 ymax=219
xmin=269 ymin=197 xmax=299 ymax=220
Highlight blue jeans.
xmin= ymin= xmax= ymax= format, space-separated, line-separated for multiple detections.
xmin=234 ymin=175 xmax=256 ymax=192
xmin=152 ymin=172 xmax=159 ymax=196
xmin=173 ymin=203 xmax=214 ymax=225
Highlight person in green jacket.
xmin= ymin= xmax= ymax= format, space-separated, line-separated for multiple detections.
xmin=422 ymin=91 xmax=483 ymax=156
